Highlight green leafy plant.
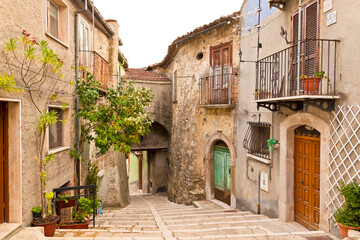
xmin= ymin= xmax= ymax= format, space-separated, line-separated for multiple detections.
xmin=31 ymin=206 xmax=42 ymax=214
xmin=2 ymin=31 xmax=71 ymax=220
xmin=334 ymin=181 xmax=360 ymax=227
xmin=86 ymin=160 xmax=100 ymax=194
xmin=72 ymin=197 xmax=94 ymax=223
xmin=253 ymin=88 xmax=268 ymax=97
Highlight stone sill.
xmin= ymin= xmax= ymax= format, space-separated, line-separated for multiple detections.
xmin=48 ymin=146 xmax=70 ymax=155
xmin=45 ymin=32 xmax=69 ymax=49
xmin=247 ymin=153 xmax=271 ymax=165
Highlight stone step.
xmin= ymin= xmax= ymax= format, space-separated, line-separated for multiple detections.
xmin=161 ymin=211 xmax=252 ymax=219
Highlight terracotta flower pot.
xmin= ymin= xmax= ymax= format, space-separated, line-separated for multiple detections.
xmin=57 ymin=199 xmax=76 ymax=208
xmin=32 ymin=215 xmax=59 ymax=237
xmin=301 ymin=76 xmax=321 ymax=94
xmin=58 ymin=220 xmax=89 ymax=229
xmin=337 ymin=222 xmax=360 ymax=239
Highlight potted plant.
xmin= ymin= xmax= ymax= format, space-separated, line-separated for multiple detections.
xmin=333 ymin=181 xmax=360 ymax=238
xmin=59 ymin=197 xmax=94 ymax=229
xmin=300 ymin=71 xmax=327 ymax=94
xmin=31 ymin=207 xmax=42 ymax=220
xmin=56 ymin=193 xmax=76 ymax=208
xmin=253 ymin=89 xmax=269 ymax=99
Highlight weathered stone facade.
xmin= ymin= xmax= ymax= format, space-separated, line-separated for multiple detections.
xmin=0 ymin=0 xmax=120 ymax=225
xmin=150 ymin=12 xmax=240 ymax=205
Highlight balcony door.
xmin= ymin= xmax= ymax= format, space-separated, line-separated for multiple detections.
xmin=291 ymin=0 xmax=319 ymax=94
xmin=210 ymin=42 xmax=232 ymax=104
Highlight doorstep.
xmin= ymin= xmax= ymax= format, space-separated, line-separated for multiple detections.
xmin=0 ymin=223 xmax=22 ymax=240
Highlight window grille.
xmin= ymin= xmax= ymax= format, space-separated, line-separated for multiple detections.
xmin=243 ymin=122 xmax=271 ymax=160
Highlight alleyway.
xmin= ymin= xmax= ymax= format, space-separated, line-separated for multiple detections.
xmin=11 ymin=194 xmax=338 ymax=240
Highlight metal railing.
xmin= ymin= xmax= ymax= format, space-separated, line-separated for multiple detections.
xmin=255 ymin=39 xmax=339 ymax=100
xmin=79 ymin=50 xmax=109 ymax=90
xmin=200 ymin=73 xmax=236 ymax=105
xmin=53 ymin=184 xmax=96 ymax=227
xmin=243 ymin=122 xmax=271 ymax=160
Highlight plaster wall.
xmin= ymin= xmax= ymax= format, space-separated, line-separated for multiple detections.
xmin=0 ymin=0 xmax=118 ymax=225
xmin=237 ymin=0 xmax=359 ymax=233
xmin=156 ymin=22 xmax=240 ymax=204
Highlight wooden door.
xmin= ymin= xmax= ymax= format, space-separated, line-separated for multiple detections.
xmin=0 ymin=102 xmax=8 ymax=223
xmin=291 ymin=0 xmax=319 ymax=94
xmin=294 ymin=134 xmax=320 ymax=230
xmin=214 ymin=146 xmax=231 ymax=205
xmin=210 ymin=42 xmax=232 ymax=104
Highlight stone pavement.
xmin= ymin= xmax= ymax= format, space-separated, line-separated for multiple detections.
xmin=10 ymin=194 xmax=339 ymax=240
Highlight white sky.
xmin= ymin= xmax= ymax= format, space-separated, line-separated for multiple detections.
xmin=94 ymin=0 xmax=243 ymax=68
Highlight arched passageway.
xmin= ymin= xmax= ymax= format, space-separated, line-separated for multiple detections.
xmin=129 ymin=122 xmax=170 ymax=194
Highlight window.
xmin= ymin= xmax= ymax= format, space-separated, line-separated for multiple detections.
xmin=48 ymin=1 xmax=59 ymax=38
xmin=49 ymin=108 xmax=63 ymax=149
xmin=290 ymin=0 xmax=319 ymax=93
xmin=243 ymin=122 xmax=271 ymax=160
xmin=173 ymin=70 xmax=177 ymax=102
xmin=46 ymin=0 xmax=69 ymax=46
xmin=79 ymin=19 xmax=91 ymax=68
xmin=209 ymin=42 xmax=232 ymax=104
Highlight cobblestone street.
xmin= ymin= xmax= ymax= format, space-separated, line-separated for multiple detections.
xmin=11 ymin=194 xmax=338 ymax=240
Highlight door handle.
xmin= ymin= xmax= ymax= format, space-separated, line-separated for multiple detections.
xmin=300 ymin=180 xmax=304 ymax=184
xmin=229 ymin=168 xmax=231 ymax=174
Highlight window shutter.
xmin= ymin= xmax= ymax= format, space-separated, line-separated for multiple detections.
xmin=304 ymin=1 xmax=318 ymax=76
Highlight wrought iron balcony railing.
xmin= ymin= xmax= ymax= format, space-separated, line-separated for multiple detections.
xmin=255 ymin=39 xmax=339 ymax=101
xmin=79 ymin=50 xmax=109 ymax=90
xmin=200 ymin=73 xmax=236 ymax=106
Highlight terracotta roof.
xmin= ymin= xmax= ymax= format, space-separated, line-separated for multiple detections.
xmin=147 ymin=10 xmax=240 ymax=70
xmin=124 ymin=68 xmax=169 ymax=81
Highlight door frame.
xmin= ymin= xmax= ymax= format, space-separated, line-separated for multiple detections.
xmin=0 ymin=99 xmax=22 ymax=224
xmin=205 ymin=132 xmax=236 ymax=208
xmin=279 ymin=112 xmax=330 ymax=232
xmin=294 ymin=134 xmax=320 ymax=230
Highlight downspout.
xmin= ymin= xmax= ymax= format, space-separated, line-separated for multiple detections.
xmin=75 ymin=0 xmax=88 ymax=186
xmin=296 ymin=0 xmax=302 ymax=95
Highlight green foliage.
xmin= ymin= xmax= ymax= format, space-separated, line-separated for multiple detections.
xmin=0 ymin=74 xmax=23 ymax=93
xmin=72 ymin=197 xmax=93 ymax=223
xmin=38 ymin=110 xmax=58 ymax=133
xmin=334 ymin=181 xmax=360 ymax=227
xmin=45 ymin=192 xmax=54 ymax=215
xmin=31 ymin=206 xmax=42 ymax=214
xmin=75 ymin=72 xmax=153 ymax=155
xmin=86 ymin=160 xmax=100 ymax=194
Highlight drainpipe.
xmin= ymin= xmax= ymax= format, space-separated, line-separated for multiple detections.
xmin=75 ymin=0 xmax=88 ymax=186
xmin=257 ymin=172 xmax=261 ymax=214
xmin=296 ymin=0 xmax=302 ymax=95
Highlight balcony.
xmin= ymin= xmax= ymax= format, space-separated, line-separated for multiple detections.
xmin=255 ymin=39 xmax=340 ymax=112
xmin=79 ymin=50 xmax=109 ymax=90
xmin=200 ymin=73 xmax=236 ymax=108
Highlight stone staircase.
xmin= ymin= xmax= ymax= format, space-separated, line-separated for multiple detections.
xmin=9 ymin=194 xmax=338 ymax=240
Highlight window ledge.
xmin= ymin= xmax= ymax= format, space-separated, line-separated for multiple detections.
xmin=200 ymin=104 xmax=236 ymax=109
xmin=45 ymin=33 xmax=69 ymax=49
xmin=247 ymin=153 xmax=271 ymax=165
xmin=48 ymin=146 xmax=70 ymax=155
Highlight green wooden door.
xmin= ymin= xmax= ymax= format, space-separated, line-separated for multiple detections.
xmin=214 ymin=146 xmax=231 ymax=204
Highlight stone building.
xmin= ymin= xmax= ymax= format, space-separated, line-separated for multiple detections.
xmin=124 ymin=68 xmax=171 ymax=195
xmin=0 ymin=0 xmax=120 ymax=230
xmin=149 ymin=11 xmax=241 ymax=207
xmin=238 ymin=0 xmax=360 ymax=235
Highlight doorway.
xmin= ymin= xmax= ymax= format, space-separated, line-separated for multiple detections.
xmin=214 ymin=145 xmax=231 ymax=205
xmin=0 ymin=102 xmax=9 ymax=223
xmin=294 ymin=125 xmax=320 ymax=230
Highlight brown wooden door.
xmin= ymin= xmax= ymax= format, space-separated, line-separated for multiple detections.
xmin=294 ymin=135 xmax=320 ymax=230
xmin=210 ymin=42 xmax=232 ymax=104
xmin=0 ymin=102 xmax=9 ymax=223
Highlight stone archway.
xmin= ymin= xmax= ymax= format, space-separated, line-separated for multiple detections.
xmin=205 ymin=131 xmax=236 ymax=208
xmin=279 ymin=113 xmax=330 ymax=232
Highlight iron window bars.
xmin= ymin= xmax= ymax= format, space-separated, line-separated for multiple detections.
xmin=243 ymin=122 xmax=271 ymax=160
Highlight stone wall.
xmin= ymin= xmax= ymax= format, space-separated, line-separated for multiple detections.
xmin=155 ymin=21 xmax=240 ymax=204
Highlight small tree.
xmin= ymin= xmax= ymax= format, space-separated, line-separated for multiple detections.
xmin=2 ymin=30 xmax=69 ymax=219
